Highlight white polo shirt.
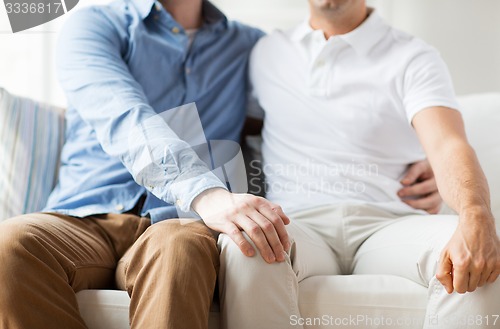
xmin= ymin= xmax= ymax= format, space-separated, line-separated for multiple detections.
xmin=249 ymin=11 xmax=460 ymax=215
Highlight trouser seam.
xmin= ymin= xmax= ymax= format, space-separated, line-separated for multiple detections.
xmin=340 ymin=207 xmax=349 ymax=274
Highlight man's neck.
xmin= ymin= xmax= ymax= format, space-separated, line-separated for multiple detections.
xmin=160 ymin=0 xmax=203 ymax=30
xmin=309 ymin=3 xmax=369 ymax=39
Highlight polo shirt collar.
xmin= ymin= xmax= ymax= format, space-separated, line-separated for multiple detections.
xmin=131 ymin=0 xmax=227 ymax=31
xmin=291 ymin=9 xmax=389 ymax=55
xmin=339 ymin=10 xmax=389 ymax=54
xmin=289 ymin=20 xmax=314 ymax=43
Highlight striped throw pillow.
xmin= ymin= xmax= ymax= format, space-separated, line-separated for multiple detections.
xmin=0 ymin=88 xmax=65 ymax=221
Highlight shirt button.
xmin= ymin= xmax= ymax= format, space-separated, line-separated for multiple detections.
xmin=115 ymin=204 xmax=124 ymax=211
xmin=185 ymin=68 xmax=191 ymax=75
xmin=172 ymin=27 xmax=180 ymax=34
xmin=176 ymin=199 xmax=183 ymax=206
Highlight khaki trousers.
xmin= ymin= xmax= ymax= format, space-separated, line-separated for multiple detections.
xmin=0 ymin=212 xmax=219 ymax=329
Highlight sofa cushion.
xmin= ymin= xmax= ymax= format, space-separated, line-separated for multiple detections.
xmin=76 ymin=275 xmax=429 ymax=329
xmin=0 ymin=88 xmax=65 ymax=221
xmin=298 ymin=275 xmax=427 ymax=328
xmin=457 ymin=93 xmax=500 ymax=228
xmin=76 ymin=290 xmax=221 ymax=329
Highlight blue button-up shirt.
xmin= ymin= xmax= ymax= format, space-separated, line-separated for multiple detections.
xmin=44 ymin=0 xmax=263 ymax=222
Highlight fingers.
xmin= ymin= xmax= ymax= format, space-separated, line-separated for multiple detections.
xmin=467 ymin=270 xmax=481 ymax=292
xmin=250 ymin=200 xmax=291 ymax=263
xmin=426 ymin=206 xmax=442 ymax=215
xmin=235 ymin=215 xmax=276 ymax=264
xmin=258 ymin=203 xmax=291 ymax=251
xmin=235 ymin=199 xmax=290 ymax=263
xmin=225 ymin=222 xmax=255 ymax=258
xmin=487 ymin=271 xmax=500 ymax=284
xmin=199 ymin=192 xmax=291 ymax=264
xmin=475 ymin=255 xmax=499 ymax=287
xmin=452 ymin=256 xmax=490 ymax=293
xmin=400 ymin=161 xmax=426 ymax=186
xmin=437 ymin=225 xmax=500 ymax=294
xmin=399 ymin=178 xmax=437 ymax=198
xmin=398 ymin=175 xmax=442 ymax=213
xmin=452 ymin=266 xmax=470 ymax=294
xmin=477 ymin=267 xmax=493 ymax=288
xmin=270 ymin=203 xmax=291 ymax=225
xmin=250 ymin=210 xmax=287 ymax=262
xmin=402 ymin=192 xmax=442 ymax=213
xmin=439 ymin=252 xmax=497 ymax=293
xmin=478 ymin=274 xmax=488 ymax=287
xmin=486 ymin=268 xmax=500 ymax=284
xmin=399 ymin=160 xmax=440 ymax=213
xmin=436 ymin=254 xmax=454 ymax=294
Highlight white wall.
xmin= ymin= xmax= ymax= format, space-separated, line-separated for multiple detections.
xmin=0 ymin=12 xmax=60 ymax=105
xmin=211 ymin=0 xmax=306 ymax=32
xmin=0 ymin=0 xmax=103 ymax=107
xmin=0 ymin=0 xmax=499 ymax=106
xmin=215 ymin=0 xmax=500 ymax=95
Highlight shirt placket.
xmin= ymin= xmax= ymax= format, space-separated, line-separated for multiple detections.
xmin=308 ymin=38 xmax=335 ymax=97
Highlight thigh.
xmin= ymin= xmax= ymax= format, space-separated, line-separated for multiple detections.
xmin=217 ymin=219 xmax=342 ymax=282
xmin=353 ymin=214 xmax=458 ymax=286
xmin=0 ymin=212 xmax=144 ymax=291
xmin=287 ymin=220 xmax=342 ymax=281
xmin=116 ymin=219 xmax=218 ymax=290
xmin=291 ymin=204 xmax=397 ymax=277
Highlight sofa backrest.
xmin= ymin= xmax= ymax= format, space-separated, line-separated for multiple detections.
xmin=458 ymin=93 xmax=500 ymax=230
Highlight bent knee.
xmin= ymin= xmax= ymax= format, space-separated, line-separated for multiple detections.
xmin=218 ymin=233 xmax=291 ymax=272
xmin=0 ymin=214 xmax=48 ymax=251
xmin=146 ymin=219 xmax=214 ymax=242
xmin=0 ymin=214 xmax=53 ymax=275
xmin=142 ymin=219 xmax=218 ymax=258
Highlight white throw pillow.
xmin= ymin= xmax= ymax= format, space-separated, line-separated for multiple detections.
xmin=457 ymin=93 xmax=500 ymax=229
xmin=0 ymin=88 xmax=65 ymax=221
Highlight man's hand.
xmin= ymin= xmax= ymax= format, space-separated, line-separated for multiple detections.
xmin=192 ymin=188 xmax=291 ymax=264
xmin=398 ymin=160 xmax=442 ymax=214
xmin=437 ymin=209 xmax=500 ymax=294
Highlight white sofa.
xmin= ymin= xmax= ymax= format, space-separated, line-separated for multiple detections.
xmin=1 ymin=90 xmax=499 ymax=329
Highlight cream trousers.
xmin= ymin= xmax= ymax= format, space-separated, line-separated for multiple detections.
xmin=218 ymin=204 xmax=500 ymax=329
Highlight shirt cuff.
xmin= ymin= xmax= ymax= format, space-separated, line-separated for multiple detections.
xmin=166 ymin=169 xmax=228 ymax=213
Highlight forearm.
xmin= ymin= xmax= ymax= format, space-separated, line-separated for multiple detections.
xmin=430 ymin=139 xmax=493 ymax=223
xmin=413 ymin=107 xmax=495 ymax=224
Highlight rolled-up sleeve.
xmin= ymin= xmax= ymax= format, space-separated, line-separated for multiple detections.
xmin=56 ymin=7 xmax=226 ymax=212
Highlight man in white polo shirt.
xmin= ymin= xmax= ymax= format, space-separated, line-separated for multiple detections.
xmin=217 ymin=1 xmax=500 ymax=328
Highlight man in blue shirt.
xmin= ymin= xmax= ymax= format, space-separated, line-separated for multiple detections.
xmin=0 ymin=0 xmax=440 ymax=328
xmin=0 ymin=1 xmax=287 ymax=328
